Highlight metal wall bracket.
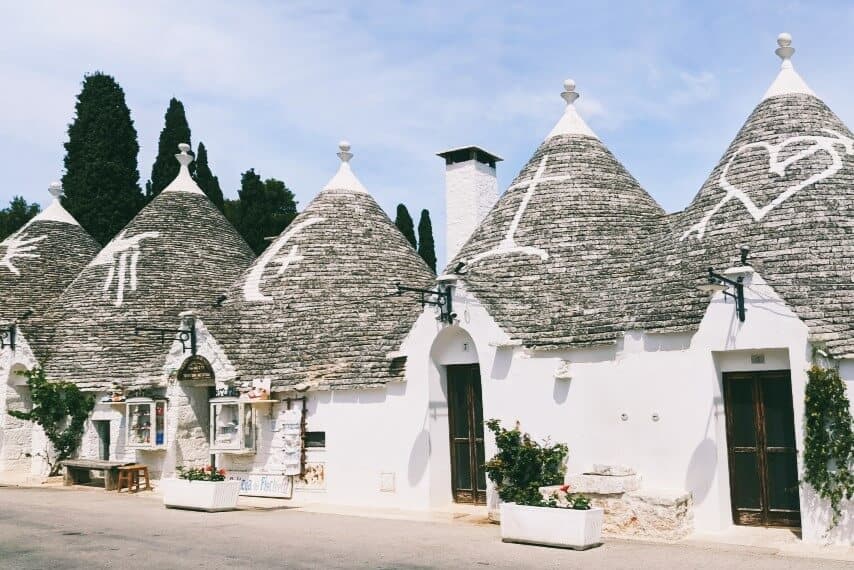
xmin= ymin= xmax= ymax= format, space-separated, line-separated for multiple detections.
xmin=706 ymin=268 xmax=746 ymax=322
xmin=134 ymin=317 xmax=197 ymax=355
xmin=395 ymin=283 xmax=455 ymax=324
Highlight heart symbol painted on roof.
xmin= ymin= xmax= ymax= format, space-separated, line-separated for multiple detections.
xmin=682 ymin=128 xmax=854 ymax=240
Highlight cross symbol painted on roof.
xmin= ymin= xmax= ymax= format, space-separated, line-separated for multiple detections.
xmin=468 ymin=154 xmax=574 ymax=264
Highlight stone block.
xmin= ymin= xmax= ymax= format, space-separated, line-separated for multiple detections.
xmin=565 ymin=472 xmax=642 ymax=494
xmin=590 ymin=464 xmax=636 ymax=476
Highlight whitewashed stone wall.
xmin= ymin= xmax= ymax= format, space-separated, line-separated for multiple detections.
xmin=401 ymin=271 xmax=854 ymax=545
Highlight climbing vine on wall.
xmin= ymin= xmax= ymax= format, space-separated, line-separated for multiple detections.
xmin=803 ymin=364 xmax=854 ymax=527
xmin=7 ymin=368 xmax=94 ymax=476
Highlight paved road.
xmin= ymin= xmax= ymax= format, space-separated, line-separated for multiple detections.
xmin=0 ymin=487 xmax=848 ymax=569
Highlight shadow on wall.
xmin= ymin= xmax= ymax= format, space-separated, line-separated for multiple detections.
xmin=408 ymin=427 xmax=431 ymax=486
xmin=553 ymin=379 xmax=570 ymax=404
xmin=684 ymin=438 xmax=717 ymax=504
xmin=491 ymin=349 xmax=512 ymax=380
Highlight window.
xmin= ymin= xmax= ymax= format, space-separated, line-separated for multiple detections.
xmin=305 ymin=431 xmax=326 ymax=449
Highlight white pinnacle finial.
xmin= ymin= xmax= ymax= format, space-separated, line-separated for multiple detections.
xmin=546 ymin=78 xmax=597 ymax=140
xmin=337 ymin=140 xmax=353 ymax=163
xmin=48 ymin=181 xmax=63 ymax=199
xmin=763 ymin=32 xmax=814 ymax=100
xmin=561 ymin=79 xmax=579 ymax=105
xmin=775 ymin=33 xmax=795 ymax=68
xmin=175 ymin=143 xmax=193 ymax=167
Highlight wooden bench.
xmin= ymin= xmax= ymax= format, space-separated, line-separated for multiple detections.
xmin=60 ymin=459 xmax=135 ymax=491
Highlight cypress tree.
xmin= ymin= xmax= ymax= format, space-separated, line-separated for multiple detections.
xmin=0 ymin=197 xmax=41 ymax=241
xmin=194 ymin=142 xmax=225 ymax=211
xmin=395 ymin=204 xmax=417 ymax=250
xmin=146 ymin=98 xmax=194 ymax=200
xmin=228 ymin=169 xmax=298 ymax=254
xmin=62 ymin=72 xmax=144 ymax=244
xmin=417 ymin=209 xmax=437 ymax=273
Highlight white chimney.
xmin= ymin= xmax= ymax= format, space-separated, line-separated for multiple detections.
xmin=437 ymin=146 xmax=502 ymax=263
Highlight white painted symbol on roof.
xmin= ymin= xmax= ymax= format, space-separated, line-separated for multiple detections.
xmin=0 ymin=232 xmax=47 ymax=276
xmin=682 ymin=129 xmax=854 ymax=240
xmin=468 ymin=155 xmax=558 ymax=264
xmin=243 ymin=216 xmax=325 ymax=302
xmin=90 ymin=230 xmax=160 ymax=307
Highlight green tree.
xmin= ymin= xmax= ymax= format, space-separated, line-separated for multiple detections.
xmin=193 ymin=142 xmax=224 ymax=211
xmin=395 ymin=204 xmax=417 ymax=250
xmin=7 ymin=368 xmax=95 ymax=476
xmin=226 ymin=169 xmax=298 ymax=254
xmin=146 ymin=98 xmax=194 ymax=200
xmin=61 ymin=72 xmax=144 ymax=244
xmin=0 ymin=197 xmax=41 ymax=241
xmin=417 ymin=209 xmax=436 ymax=273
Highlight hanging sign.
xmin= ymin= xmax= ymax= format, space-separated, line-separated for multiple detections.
xmin=178 ymin=355 xmax=214 ymax=384
xmin=280 ymin=407 xmax=303 ymax=476
xmin=227 ymin=471 xmax=293 ymax=498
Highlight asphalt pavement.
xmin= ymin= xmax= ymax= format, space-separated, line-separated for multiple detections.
xmin=0 ymin=486 xmax=850 ymax=569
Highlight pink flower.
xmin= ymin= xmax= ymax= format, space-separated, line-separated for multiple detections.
xmin=217 ymin=469 xmax=226 ymax=476
xmin=559 ymin=484 xmax=571 ymax=493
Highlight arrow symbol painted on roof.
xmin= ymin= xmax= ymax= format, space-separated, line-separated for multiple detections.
xmin=243 ymin=216 xmax=325 ymax=302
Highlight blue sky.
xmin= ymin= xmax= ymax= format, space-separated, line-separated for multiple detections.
xmin=3 ymin=1 xmax=854 ymax=263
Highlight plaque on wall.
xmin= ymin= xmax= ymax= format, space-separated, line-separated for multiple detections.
xmin=177 ymin=355 xmax=215 ymax=385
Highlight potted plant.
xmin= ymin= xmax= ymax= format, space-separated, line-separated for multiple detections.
xmin=161 ymin=465 xmax=241 ymax=512
xmin=485 ymin=420 xmax=603 ymax=550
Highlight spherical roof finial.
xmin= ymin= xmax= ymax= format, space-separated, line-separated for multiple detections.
xmin=48 ymin=181 xmax=63 ymax=199
xmin=337 ymin=140 xmax=353 ymax=163
xmin=775 ymin=32 xmax=795 ymax=64
xmin=175 ymin=142 xmax=194 ymax=167
xmin=561 ymin=78 xmax=580 ymax=105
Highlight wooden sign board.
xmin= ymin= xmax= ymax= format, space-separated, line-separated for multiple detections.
xmin=178 ymin=356 xmax=214 ymax=385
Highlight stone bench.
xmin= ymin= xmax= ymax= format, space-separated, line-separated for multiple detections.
xmin=541 ymin=465 xmax=693 ymax=541
xmin=60 ymin=459 xmax=135 ymax=491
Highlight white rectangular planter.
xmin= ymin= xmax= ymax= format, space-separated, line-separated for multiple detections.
xmin=161 ymin=479 xmax=241 ymax=512
xmin=500 ymin=503 xmax=604 ymax=550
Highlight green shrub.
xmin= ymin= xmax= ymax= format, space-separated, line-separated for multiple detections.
xmin=484 ymin=419 xmax=568 ymax=506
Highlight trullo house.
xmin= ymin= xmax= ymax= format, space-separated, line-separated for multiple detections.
xmin=0 ymin=182 xmax=100 ymax=477
xmin=38 ymin=145 xmax=254 ymax=478
xmin=0 ymin=33 xmax=850 ymax=547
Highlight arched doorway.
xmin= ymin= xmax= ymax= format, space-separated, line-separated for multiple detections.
xmin=430 ymin=326 xmax=485 ymax=505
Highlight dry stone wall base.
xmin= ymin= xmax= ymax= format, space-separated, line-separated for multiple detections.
xmin=542 ymin=475 xmax=693 ymax=541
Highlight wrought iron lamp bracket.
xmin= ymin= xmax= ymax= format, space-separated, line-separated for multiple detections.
xmin=395 ymin=282 xmax=455 ymax=324
xmin=134 ymin=317 xmax=197 ymax=355
xmin=706 ymin=267 xmax=746 ymax=323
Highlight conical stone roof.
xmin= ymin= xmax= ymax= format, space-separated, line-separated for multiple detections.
xmin=45 ymin=144 xmax=255 ymax=389
xmin=452 ymin=80 xmax=665 ymax=348
xmin=0 ymin=183 xmax=101 ymax=360
xmin=654 ymin=34 xmax=854 ymax=357
xmin=211 ymin=142 xmax=434 ymax=390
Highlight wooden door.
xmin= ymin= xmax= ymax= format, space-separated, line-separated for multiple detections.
xmin=447 ymin=364 xmax=486 ymax=504
xmin=723 ymin=371 xmax=801 ymax=527
xmin=94 ymin=420 xmax=111 ymax=461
